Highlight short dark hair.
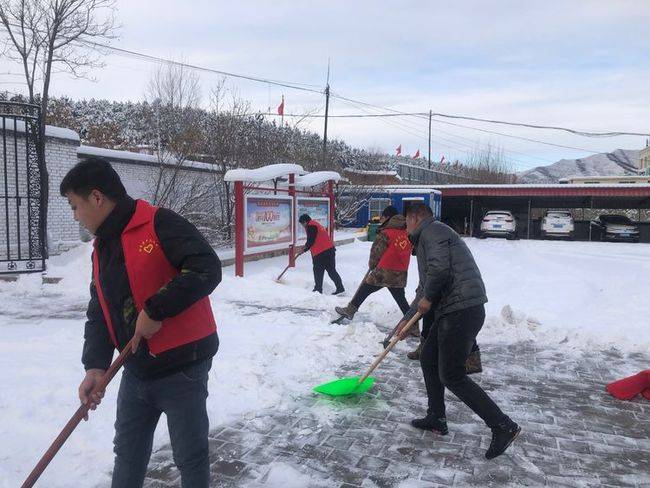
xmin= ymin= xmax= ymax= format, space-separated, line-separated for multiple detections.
xmin=59 ymin=157 xmax=127 ymax=201
xmin=298 ymin=214 xmax=311 ymax=224
xmin=381 ymin=205 xmax=398 ymax=219
xmin=405 ymin=203 xmax=433 ymax=218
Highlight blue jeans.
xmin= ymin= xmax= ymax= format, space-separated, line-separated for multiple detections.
xmin=111 ymin=358 xmax=212 ymax=488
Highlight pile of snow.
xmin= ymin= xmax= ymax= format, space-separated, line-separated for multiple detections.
xmin=1 ymin=237 xmax=648 ymax=486
xmin=467 ymin=238 xmax=650 ymax=352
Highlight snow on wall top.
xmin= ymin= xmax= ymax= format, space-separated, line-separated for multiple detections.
xmin=296 ymin=171 xmax=341 ymax=187
xmin=224 ymin=164 xmax=305 ymax=182
xmin=78 ymin=145 xmax=216 ymax=171
xmin=2 ymin=120 xmax=80 ymax=141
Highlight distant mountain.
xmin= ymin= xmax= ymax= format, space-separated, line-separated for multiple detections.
xmin=517 ymin=149 xmax=641 ymax=183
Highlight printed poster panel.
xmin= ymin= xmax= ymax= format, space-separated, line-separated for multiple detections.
xmin=245 ymin=195 xmax=293 ymax=253
xmin=296 ymin=197 xmax=330 ymax=241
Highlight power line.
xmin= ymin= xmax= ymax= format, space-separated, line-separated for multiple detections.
xmin=327 ymin=92 xmax=608 ymax=153
xmin=2 ymin=21 xmax=648 ymax=143
xmin=426 ymin=111 xmax=650 ymax=138
xmin=328 ymin=97 xmax=555 ymax=168
xmin=328 ymin=91 xmax=650 ymax=138
xmin=430 ymin=117 xmax=602 ymax=154
xmin=0 ymin=23 xmax=323 ymax=95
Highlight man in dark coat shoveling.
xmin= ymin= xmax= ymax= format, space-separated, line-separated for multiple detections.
xmin=396 ymin=203 xmax=520 ymax=460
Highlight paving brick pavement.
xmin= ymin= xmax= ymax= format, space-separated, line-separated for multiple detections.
xmin=144 ymin=310 xmax=649 ymax=488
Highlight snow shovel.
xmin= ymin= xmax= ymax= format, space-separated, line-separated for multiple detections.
xmin=275 ymin=263 xmax=292 ymax=283
xmin=313 ymin=312 xmax=422 ymax=397
xmin=21 ymin=338 xmax=134 ymax=488
xmin=275 ymin=249 xmax=302 ymax=283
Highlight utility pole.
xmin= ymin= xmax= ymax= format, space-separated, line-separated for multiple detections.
xmin=323 ymin=59 xmax=331 ymax=162
xmin=428 ymin=109 xmax=432 ymax=169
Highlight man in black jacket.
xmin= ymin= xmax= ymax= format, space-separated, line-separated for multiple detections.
xmin=60 ymin=158 xmax=221 ymax=487
xmin=396 ymin=203 xmax=520 ymax=460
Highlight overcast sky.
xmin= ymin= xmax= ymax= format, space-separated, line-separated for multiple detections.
xmin=2 ymin=0 xmax=649 ymax=171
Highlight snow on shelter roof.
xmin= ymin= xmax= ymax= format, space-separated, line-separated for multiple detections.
xmin=224 ymin=164 xmax=304 ymax=182
xmin=296 ymin=171 xmax=341 ymax=187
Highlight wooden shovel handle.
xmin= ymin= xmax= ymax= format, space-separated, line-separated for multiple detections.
xmin=276 ymin=264 xmax=291 ymax=281
xmin=358 ymin=312 xmax=422 ymax=385
xmin=21 ymin=339 xmax=134 ymax=488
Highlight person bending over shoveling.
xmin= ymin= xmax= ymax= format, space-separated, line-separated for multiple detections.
xmin=297 ymin=214 xmax=345 ymax=294
xmin=334 ymin=206 xmax=416 ymax=334
xmin=395 ymin=203 xmax=520 ymax=460
xmin=61 ymin=158 xmax=221 ymax=488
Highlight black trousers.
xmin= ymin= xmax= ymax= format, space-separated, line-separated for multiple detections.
xmin=350 ymin=282 xmax=410 ymax=315
xmin=420 ymin=304 xmax=508 ymax=429
xmin=312 ymin=248 xmax=344 ymax=293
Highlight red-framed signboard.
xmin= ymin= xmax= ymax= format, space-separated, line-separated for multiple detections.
xmin=245 ymin=195 xmax=294 ymax=253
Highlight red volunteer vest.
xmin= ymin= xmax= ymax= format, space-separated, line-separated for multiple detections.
xmin=92 ymin=200 xmax=217 ymax=355
xmin=377 ymin=228 xmax=412 ymax=271
xmin=307 ymin=220 xmax=334 ymax=257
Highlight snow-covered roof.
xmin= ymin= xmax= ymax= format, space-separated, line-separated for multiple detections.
xmin=296 ymin=171 xmax=341 ymax=187
xmin=78 ymin=145 xmax=216 ymax=171
xmin=374 ymin=183 xmax=650 ymax=190
xmin=559 ymin=175 xmax=650 ymax=182
xmin=3 ymin=120 xmax=79 ymax=141
xmin=344 ymin=169 xmax=399 ymax=176
xmin=396 ymin=161 xmax=457 ymax=177
xmin=224 ymin=163 xmax=304 ymax=182
xmin=383 ymin=187 xmax=442 ymax=195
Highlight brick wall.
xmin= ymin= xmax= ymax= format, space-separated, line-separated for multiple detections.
xmin=2 ymin=125 xmax=223 ymax=259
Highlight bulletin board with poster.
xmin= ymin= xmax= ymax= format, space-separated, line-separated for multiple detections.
xmin=296 ymin=197 xmax=330 ymax=242
xmin=244 ymin=195 xmax=294 ymax=253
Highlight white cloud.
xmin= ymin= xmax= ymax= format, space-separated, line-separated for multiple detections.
xmin=1 ymin=0 xmax=649 ymax=170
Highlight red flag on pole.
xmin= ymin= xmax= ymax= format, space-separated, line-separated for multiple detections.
xmin=396 ymin=144 xmax=402 ymax=156
xmin=277 ymin=95 xmax=285 ymax=116
xmin=413 ymin=149 xmax=420 ymax=159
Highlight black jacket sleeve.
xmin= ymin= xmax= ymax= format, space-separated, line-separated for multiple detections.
xmin=82 ymin=279 xmax=115 ymax=371
xmin=423 ymin=236 xmax=451 ymax=304
xmin=144 ymin=208 xmax=222 ymax=321
xmin=302 ymin=225 xmax=318 ymax=252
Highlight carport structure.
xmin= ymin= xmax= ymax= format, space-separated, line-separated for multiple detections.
xmin=438 ymin=184 xmax=650 ymax=242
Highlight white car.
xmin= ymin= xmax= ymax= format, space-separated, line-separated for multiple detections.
xmin=541 ymin=210 xmax=574 ymax=239
xmin=591 ymin=214 xmax=640 ymax=243
xmin=479 ymin=211 xmax=517 ymax=239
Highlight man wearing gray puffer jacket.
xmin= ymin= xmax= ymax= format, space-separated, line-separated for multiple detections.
xmin=396 ymin=203 xmax=520 ymax=460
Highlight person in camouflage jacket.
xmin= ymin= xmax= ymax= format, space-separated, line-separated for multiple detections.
xmin=335 ymin=206 xmax=414 ymax=323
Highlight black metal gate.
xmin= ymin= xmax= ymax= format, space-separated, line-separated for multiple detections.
xmin=0 ymin=101 xmax=45 ymax=274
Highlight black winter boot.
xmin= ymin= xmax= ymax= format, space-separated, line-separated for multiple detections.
xmin=410 ymin=415 xmax=448 ymax=435
xmin=485 ymin=420 xmax=521 ymax=459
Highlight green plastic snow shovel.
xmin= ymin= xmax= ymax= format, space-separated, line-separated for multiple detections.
xmin=313 ymin=312 xmax=422 ymax=397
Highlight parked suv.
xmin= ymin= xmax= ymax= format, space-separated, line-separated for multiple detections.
xmin=541 ymin=210 xmax=574 ymax=239
xmin=479 ymin=211 xmax=517 ymax=239
xmin=590 ymin=214 xmax=640 ymax=243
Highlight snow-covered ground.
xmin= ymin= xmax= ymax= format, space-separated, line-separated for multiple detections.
xmin=0 ymin=237 xmax=648 ymax=487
